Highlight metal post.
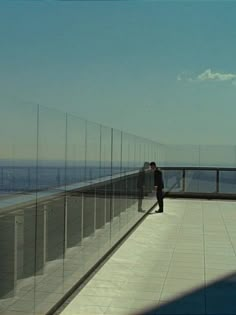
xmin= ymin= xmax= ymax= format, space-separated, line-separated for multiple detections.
xmin=216 ymin=169 xmax=220 ymax=193
xmin=182 ymin=169 xmax=186 ymax=192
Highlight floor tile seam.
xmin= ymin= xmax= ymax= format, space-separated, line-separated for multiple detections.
xmin=120 ymin=218 xmax=174 ymax=288
xmin=95 ymin=299 xmax=111 ymax=315
xmin=218 ymin=206 xmax=236 ymax=258
xmin=57 ymin=282 xmax=120 ymax=314
xmin=62 ymin=303 xmax=110 ymax=315
xmin=156 ymin=206 xmax=188 ymax=304
xmin=202 ymin=204 xmax=208 ymax=315
xmin=97 ymin=214 xmax=167 ymax=290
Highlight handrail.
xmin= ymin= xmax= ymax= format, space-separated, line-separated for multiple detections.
xmin=161 ymin=166 xmax=236 ymax=171
xmin=0 ymin=169 xmax=142 ymax=215
xmin=161 ymin=166 xmax=236 ymax=199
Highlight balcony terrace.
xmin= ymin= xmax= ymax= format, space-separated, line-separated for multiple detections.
xmin=57 ymin=198 xmax=236 ymax=315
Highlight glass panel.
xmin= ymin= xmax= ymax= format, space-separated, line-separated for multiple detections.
xmin=0 ymin=103 xmax=37 ymax=313
xmin=85 ymin=121 xmax=100 ymax=182
xmin=100 ymin=126 xmax=112 ymax=179
xmin=96 ymin=126 xmax=112 ymax=255
xmin=82 ymin=121 xmax=101 ymax=273
xmin=128 ymin=134 xmax=135 ymax=171
xmin=34 ymin=105 xmax=67 ymax=313
xmin=136 ymin=138 xmax=143 ymax=169
xmin=111 ymin=129 xmax=122 ymax=245
xmin=63 ymin=114 xmax=86 ymax=288
xmin=37 ymin=106 xmax=66 ymax=192
xmin=128 ymin=134 xmax=138 ymax=222
xmin=185 ymin=170 xmax=216 ymax=193
xmin=163 ymin=144 xmax=200 ymax=167
xmin=122 ymin=132 xmax=131 ymax=231
xmin=163 ymin=169 xmax=183 ymax=192
xmin=161 ymin=144 xmax=236 ymax=168
xmin=219 ymin=171 xmax=236 ymax=194
xmin=0 ymin=104 xmax=38 ymax=196
xmin=157 ymin=143 xmax=165 ymax=166
xmin=200 ymin=145 xmax=236 ymax=167
xmin=66 ymin=114 xmax=86 ymax=186
xmin=122 ymin=132 xmax=132 ymax=172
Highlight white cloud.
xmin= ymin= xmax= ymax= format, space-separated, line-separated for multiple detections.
xmin=197 ymin=69 xmax=236 ymax=81
xmin=177 ymin=68 xmax=236 ymax=85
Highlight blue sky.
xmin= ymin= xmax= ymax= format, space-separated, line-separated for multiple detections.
xmin=1 ymin=0 xmax=236 ymax=145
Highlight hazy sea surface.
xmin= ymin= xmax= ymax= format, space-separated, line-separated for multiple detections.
xmin=0 ymin=160 xmax=131 ymax=195
xmin=0 ymin=160 xmax=235 ymax=196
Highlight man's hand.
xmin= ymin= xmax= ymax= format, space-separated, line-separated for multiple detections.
xmin=154 ymin=186 xmax=158 ymax=191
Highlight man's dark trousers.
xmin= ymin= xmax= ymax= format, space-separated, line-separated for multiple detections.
xmin=156 ymin=189 xmax=164 ymax=212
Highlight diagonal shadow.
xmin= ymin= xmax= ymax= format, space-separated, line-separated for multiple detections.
xmin=135 ymin=271 xmax=236 ymax=315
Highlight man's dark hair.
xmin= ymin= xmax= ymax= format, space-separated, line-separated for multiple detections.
xmin=150 ymin=161 xmax=156 ymax=167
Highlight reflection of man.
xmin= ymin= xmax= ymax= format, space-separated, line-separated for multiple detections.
xmin=150 ymin=161 xmax=164 ymax=213
xmin=176 ymin=172 xmax=181 ymax=190
xmin=137 ymin=162 xmax=150 ymax=212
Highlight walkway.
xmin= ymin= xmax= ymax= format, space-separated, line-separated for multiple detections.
xmin=57 ymin=198 xmax=236 ymax=315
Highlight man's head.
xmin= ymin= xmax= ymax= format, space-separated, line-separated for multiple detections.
xmin=149 ymin=161 xmax=156 ymax=170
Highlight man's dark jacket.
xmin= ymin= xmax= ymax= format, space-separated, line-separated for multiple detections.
xmin=154 ymin=169 xmax=164 ymax=190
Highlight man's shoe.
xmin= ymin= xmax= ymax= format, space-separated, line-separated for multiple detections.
xmin=155 ymin=209 xmax=163 ymax=213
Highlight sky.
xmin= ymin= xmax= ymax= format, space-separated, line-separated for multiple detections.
xmin=1 ymin=0 xmax=236 ymax=146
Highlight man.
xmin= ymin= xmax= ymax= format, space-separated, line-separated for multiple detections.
xmin=150 ymin=161 xmax=164 ymax=213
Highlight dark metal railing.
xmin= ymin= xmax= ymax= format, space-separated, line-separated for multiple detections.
xmin=162 ymin=167 xmax=236 ymax=199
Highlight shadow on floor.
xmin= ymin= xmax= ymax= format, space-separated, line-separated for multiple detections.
xmin=135 ymin=271 xmax=236 ymax=315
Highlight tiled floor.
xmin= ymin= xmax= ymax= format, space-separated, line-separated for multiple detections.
xmin=58 ymin=198 xmax=236 ymax=315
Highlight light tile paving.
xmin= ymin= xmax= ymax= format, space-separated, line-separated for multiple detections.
xmin=59 ymin=199 xmax=236 ymax=315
